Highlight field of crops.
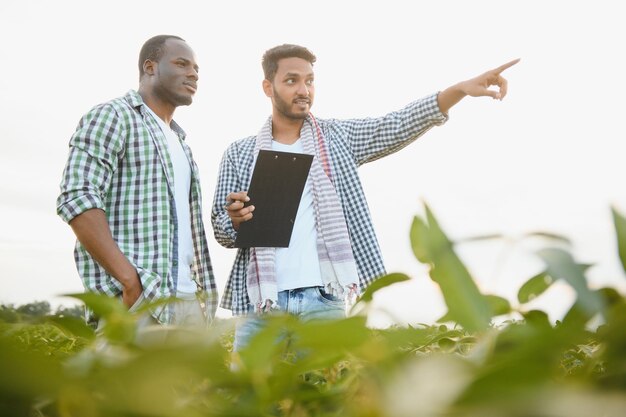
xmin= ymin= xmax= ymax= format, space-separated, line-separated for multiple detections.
xmin=2 ymin=204 xmax=625 ymax=417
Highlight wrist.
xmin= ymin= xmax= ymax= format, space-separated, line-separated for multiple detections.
xmin=438 ymin=83 xmax=467 ymax=115
xmin=452 ymin=81 xmax=470 ymax=97
xmin=117 ymin=270 xmax=141 ymax=290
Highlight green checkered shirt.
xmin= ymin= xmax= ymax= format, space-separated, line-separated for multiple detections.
xmin=57 ymin=90 xmax=217 ymax=323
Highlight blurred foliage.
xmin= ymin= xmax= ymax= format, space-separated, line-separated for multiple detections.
xmin=1 ymin=204 xmax=626 ymax=416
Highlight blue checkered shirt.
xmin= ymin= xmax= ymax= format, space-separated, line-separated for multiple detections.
xmin=57 ymin=90 xmax=217 ymax=323
xmin=212 ymin=93 xmax=447 ymax=315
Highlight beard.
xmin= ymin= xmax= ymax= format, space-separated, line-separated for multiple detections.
xmin=154 ymin=80 xmax=193 ymax=107
xmin=272 ymin=87 xmax=310 ymax=120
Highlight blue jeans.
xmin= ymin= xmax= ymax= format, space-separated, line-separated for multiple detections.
xmin=233 ymin=286 xmax=346 ymax=352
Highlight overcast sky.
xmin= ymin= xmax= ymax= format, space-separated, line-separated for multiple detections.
xmin=1 ymin=0 xmax=624 ymax=325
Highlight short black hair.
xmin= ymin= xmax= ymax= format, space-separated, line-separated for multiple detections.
xmin=262 ymin=44 xmax=316 ymax=81
xmin=138 ymin=35 xmax=185 ymax=78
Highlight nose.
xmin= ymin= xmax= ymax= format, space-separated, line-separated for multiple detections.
xmin=296 ymin=80 xmax=309 ymax=96
xmin=188 ymin=67 xmax=199 ymax=81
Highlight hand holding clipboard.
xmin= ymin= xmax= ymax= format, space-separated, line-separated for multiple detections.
xmin=227 ymin=150 xmax=313 ymax=248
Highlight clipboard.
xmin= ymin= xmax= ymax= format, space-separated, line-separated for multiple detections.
xmin=234 ymin=149 xmax=313 ymax=248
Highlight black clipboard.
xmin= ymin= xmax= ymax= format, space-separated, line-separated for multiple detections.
xmin=234 ymin=150 xmax=313 ymax=248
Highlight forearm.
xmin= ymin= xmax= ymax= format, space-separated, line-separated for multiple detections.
xmin=212 ymin=212 xmax=237 ymax=248
xmin=212 ymin=187 xmax=238 ymax=247
xmin=211 ymin=153 xmax=241 ymax=247
xmin=69 ymin=208 xmax=140 ymax=290
xmin=437 ymin=82 xmax=468 ymax=115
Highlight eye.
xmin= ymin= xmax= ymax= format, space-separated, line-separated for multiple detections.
xmin=306 ymin=79 xmax=314 ymax=86
xmin=285 ymin=79 xmax=295 ymax=85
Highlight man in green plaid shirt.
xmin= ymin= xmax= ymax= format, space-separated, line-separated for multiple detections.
xmin=57 ymin=35 xmax=217 ymax=326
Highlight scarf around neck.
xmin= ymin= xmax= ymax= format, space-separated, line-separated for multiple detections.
xmin=246 ymin=115 xmax=359 ymax=312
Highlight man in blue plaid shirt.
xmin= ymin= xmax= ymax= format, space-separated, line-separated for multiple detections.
xmin=212 ymin=44 xmax=518 ymax=349
xmin=57 ymin=35 xmax=217 ymax=326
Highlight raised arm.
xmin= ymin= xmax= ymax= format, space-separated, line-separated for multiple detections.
xmin=437 ymin=58 xmax=520 ymax=114
xmin=328 ymin=93 xmax=449 ymax=166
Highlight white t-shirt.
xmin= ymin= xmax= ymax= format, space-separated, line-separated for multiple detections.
xmin=271 ymin=139 xmax=323 ymax=291
xmin=146 ymin=107 xmax=196 ymax=293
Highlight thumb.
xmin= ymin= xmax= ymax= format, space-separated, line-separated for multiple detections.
xmin=484 ymin=89 xmax=501 ymax=100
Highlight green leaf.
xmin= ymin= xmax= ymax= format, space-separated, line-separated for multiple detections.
xmin=63 ymin=292 xmax=127 ymax=319
xmin=517 ymin=271 xmax=554 ymax=304
xmin=237 ymin=314 xmax=292 ymax=372
xmin=357 ymin=273 xmax=411 ymax=303
xmin=561 ymin=300 xmax=593 ymax=327
xmin=47 ymin=316 xmax=95 ymax=341
xmin=423 ymin=204 xmax=491 ymax=332
xmin=485 ymin=294 xmax=512 ymax=316
xmin=537 ymin=248 xmax=604 ymax=317
xmin=522 ymin=310 xmax=551 ymax=328
xmin=437 ymin=337 xmax=457 ymax=351
xmin=292 ymin=316 xmax=369 ymax=351
xmin=0 ymin=335 xmax=65 ymax=402
xmin=611 ymin=206 xmax=626 ymax=274
xmin=410 ymin=215 xmax=433 ymax=264
xmin=63 ymin=293 xmax=140 ymax=344
xmin=132 ymin=296 xmax=182 ymax=315
xmin=290 ymin=316 xmax=370 ymax=371
xmin=376 ymin=326 xmax=431 ymax=351
xmin=596 ymin=287 xmax=623 ymax=307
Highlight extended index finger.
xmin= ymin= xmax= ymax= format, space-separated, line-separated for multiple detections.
xmin=494 ymin=58 xmax=521 ymax=74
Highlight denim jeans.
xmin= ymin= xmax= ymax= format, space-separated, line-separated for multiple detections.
xmin=233 ymin=286 xmax=346 ymax=352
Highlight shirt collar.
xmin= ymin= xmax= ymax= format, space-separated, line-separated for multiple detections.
xmin=124 ymin=89 xmax=187 ymax=139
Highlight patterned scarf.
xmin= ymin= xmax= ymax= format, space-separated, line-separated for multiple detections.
xmin=246 ymin=115 xmax=359 ymax=312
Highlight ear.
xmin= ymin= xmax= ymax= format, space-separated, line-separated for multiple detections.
xmin=262 ymin=79 xmax=273 ymax=98
xmin=143 ymin=59 xmax=156 ymax=76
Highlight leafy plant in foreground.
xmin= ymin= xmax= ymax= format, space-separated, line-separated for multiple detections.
xmin=0 ymin=204 xmax=625 ymax=416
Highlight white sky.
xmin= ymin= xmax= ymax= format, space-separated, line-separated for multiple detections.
xmin=1 ymin=0 xmax=624 ymax=325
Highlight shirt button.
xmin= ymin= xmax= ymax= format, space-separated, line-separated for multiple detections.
xmin=173 ymin=260 xmax=178 ymax=266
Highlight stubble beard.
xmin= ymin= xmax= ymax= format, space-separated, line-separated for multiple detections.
xmin=154 ymin=80 xmax=193 ymax=108
xmin=273 ymin=87 xmax=309 ymax=120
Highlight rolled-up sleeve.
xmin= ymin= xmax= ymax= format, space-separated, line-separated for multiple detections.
xmin=56 ymin=104 xmax=126 ymax=223
xmin=211 ymin=148 xmax=239 ymax=247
